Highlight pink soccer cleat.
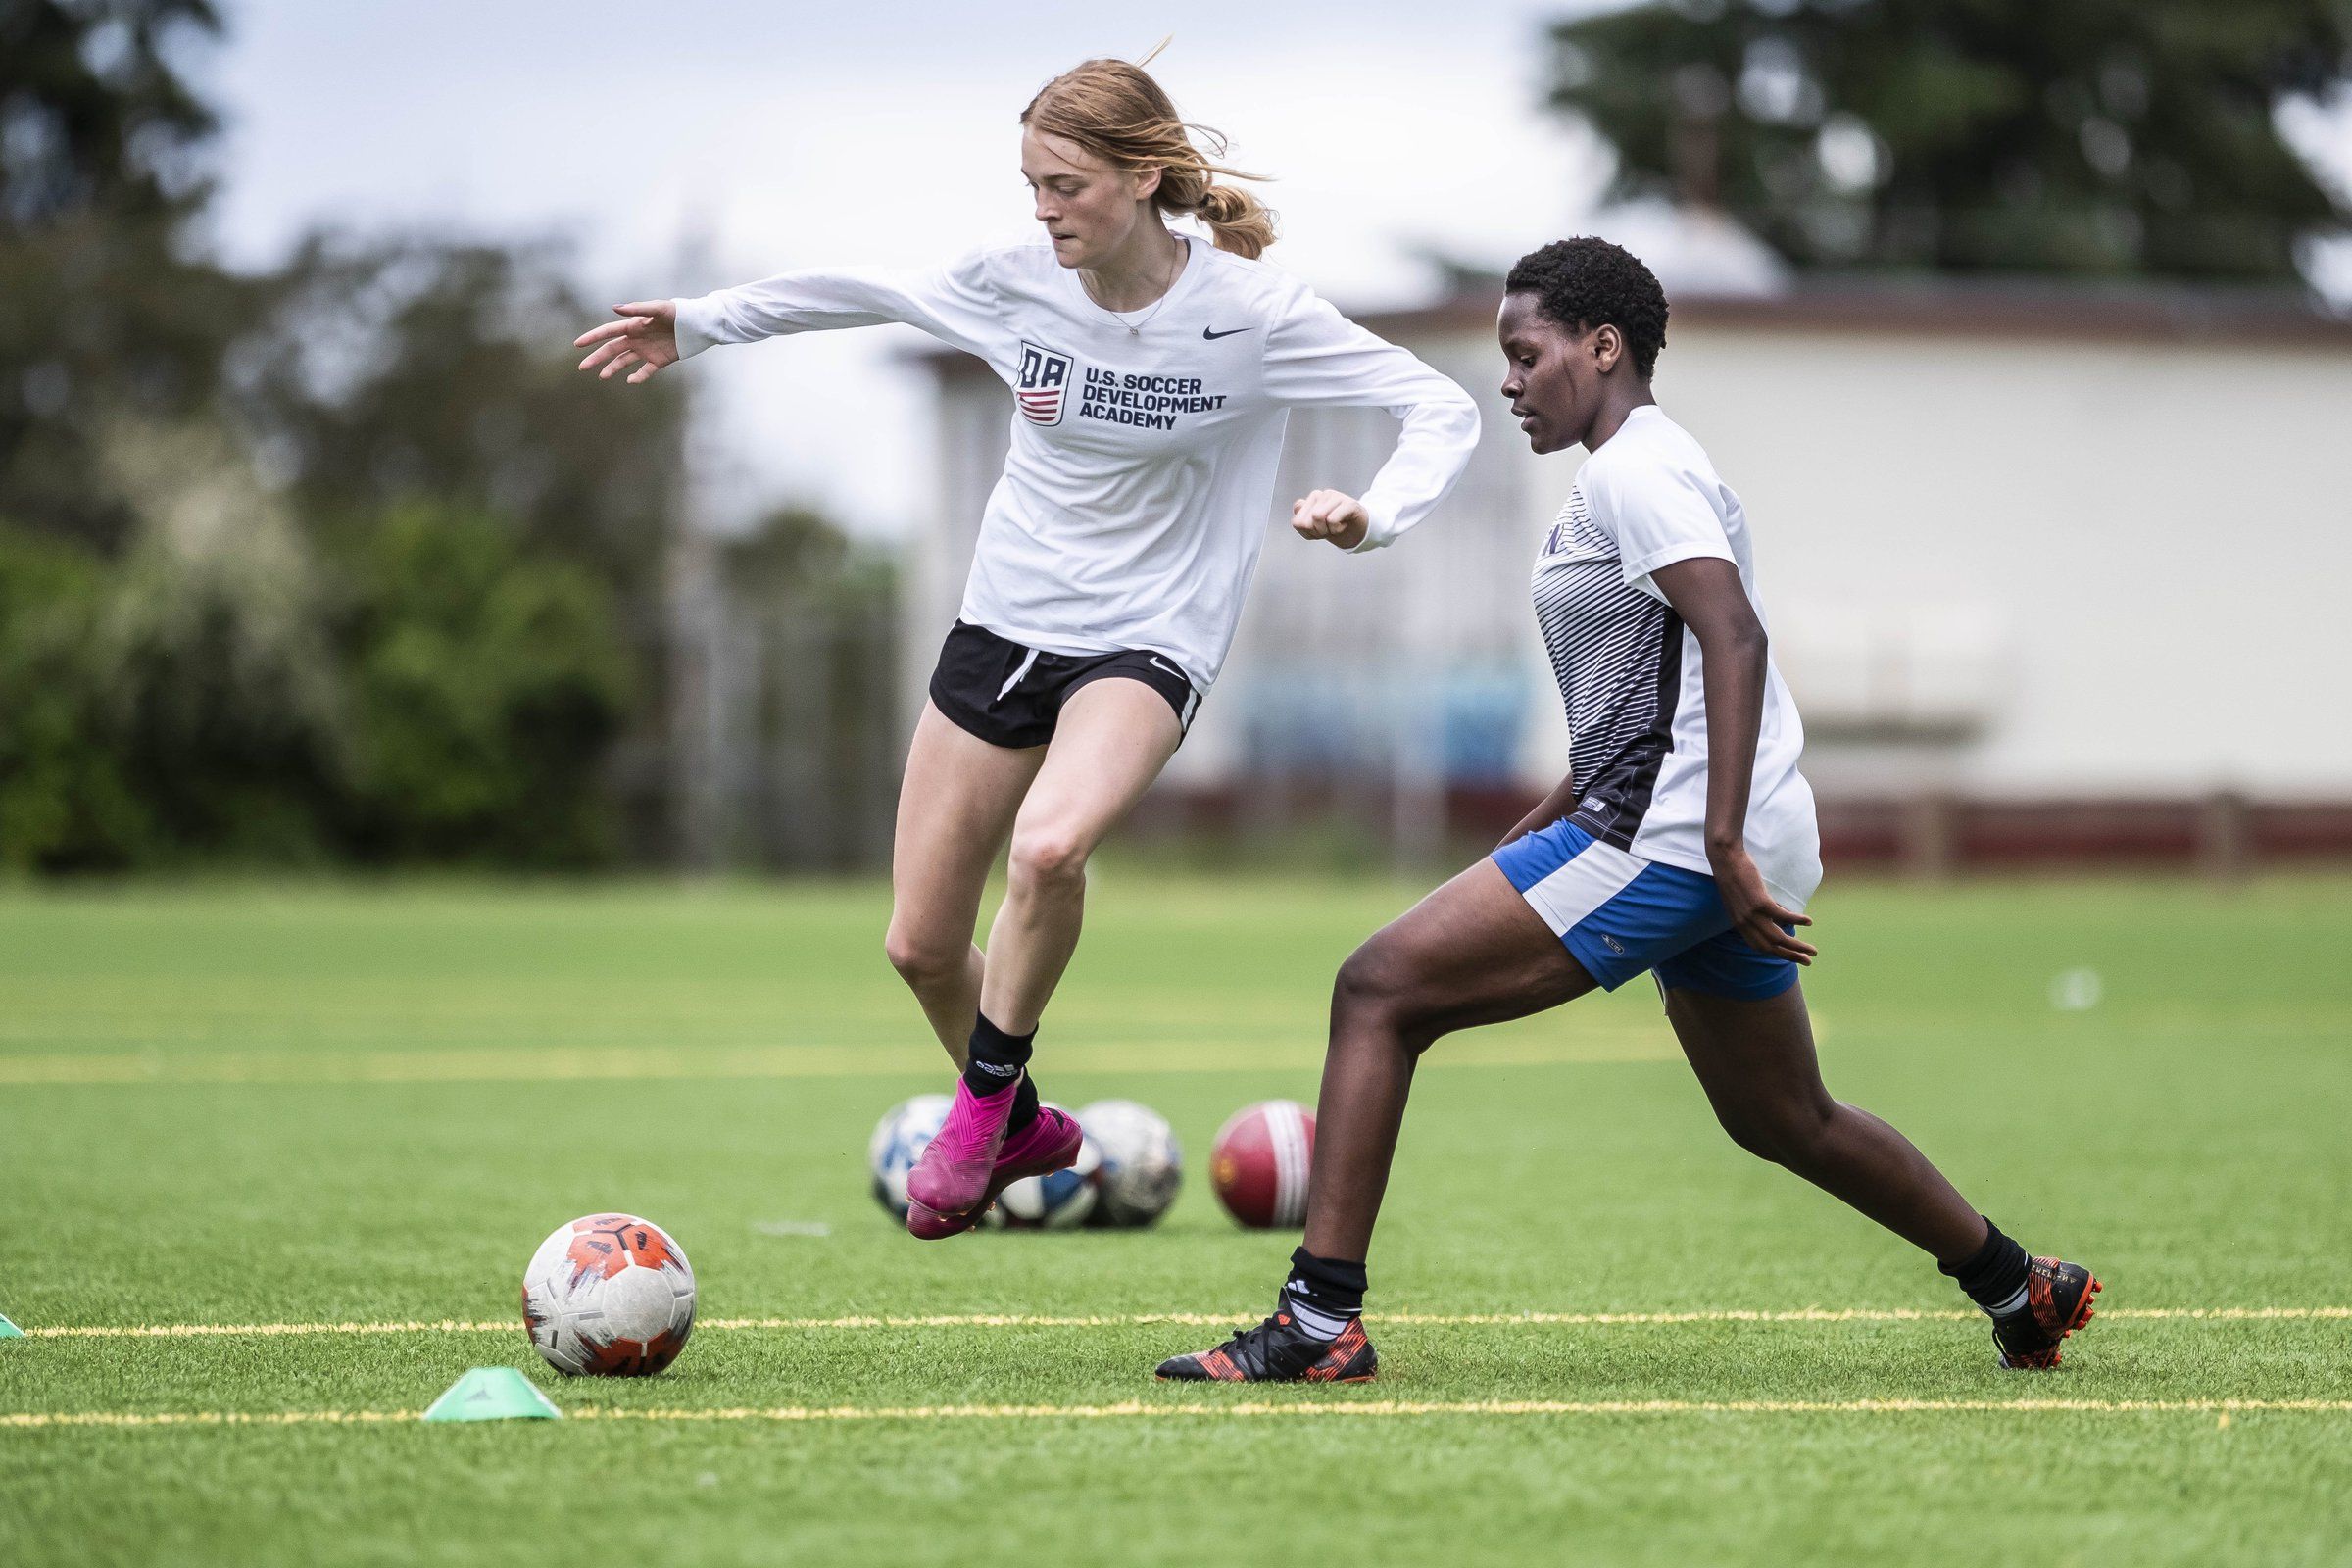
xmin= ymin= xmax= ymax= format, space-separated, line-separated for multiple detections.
xmin=906 ymin=1077 xmax=1020 ymax=1220
xmin=906 ymin=1103 xmax=1083 ymax=1240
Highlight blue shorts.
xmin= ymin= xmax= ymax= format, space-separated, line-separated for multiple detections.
xmin=1492 ymin=819 xmax=1799 ymax=1000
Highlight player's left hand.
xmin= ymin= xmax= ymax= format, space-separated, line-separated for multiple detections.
xmin=1291 ymin=489 xmax=1369 ymax=551
xmin=1709 ymin=842 xmax=1818 ymax=965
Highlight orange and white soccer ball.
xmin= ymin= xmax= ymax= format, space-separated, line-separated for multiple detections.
xmin=522 ymin=1213 xmax=697 ymax=1377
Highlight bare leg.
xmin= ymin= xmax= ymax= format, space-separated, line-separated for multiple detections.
xmin=883 ymin=701 xmax=1045 ymax=1065
xmin=1301 ymin=859 xmax=1595 ymax=1262
xmin=1664 ymin=983 xmax=1988 ymax=1264
xmin=976 ymin=678 xmax=1182 ymax=1035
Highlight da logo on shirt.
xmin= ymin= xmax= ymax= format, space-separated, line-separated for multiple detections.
xmin=1016 ymin=341 xmax=1074 ymax=426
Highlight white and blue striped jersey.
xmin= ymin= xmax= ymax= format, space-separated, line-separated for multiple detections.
xmin=1531 ymin=406 xmax=1821 ymax=907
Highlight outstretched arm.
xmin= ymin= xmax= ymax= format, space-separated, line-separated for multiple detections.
xmin=1264 ymin=290 xmax=1480 ymax=552
xmin=575 ymin=253 xmax=1002 ymax=385
xmin=1649 ymin=556 xmax=1816 ymax=965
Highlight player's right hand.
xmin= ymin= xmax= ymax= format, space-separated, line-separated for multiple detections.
xmin=574 ymin=301 xmax=680 ymax=385
xmin=1290 ymin=488 xmax=1369 ymax=550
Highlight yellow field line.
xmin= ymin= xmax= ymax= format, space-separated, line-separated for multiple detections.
xmin=0 ymin=1035 xmax=1673 ymax=1086
xmin=565 ymin=1396 xmax=2352 ymax=1420
xmin=21 ymin=1305 xmax=2350 ymax=1340
xmin=2 ymin=1410 xmax=410 ymax=1429
xmin=6 ymin=1397 xmax=2351 ymax=1431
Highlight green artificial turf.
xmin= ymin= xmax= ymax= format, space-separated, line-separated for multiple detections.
xmin=2 ymin=871 xmax=2349 ymax=1565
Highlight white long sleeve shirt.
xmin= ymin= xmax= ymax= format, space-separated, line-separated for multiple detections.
xmin=672 ymin=237 xmax=1480 ymax=690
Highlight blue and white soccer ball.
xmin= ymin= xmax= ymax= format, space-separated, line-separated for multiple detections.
xmin=868 ymin=1093 xmax=952 ymax=1219
xmin=987 ymin=1116 xmax=1102 ymax=1229
xmin=1077 ymin=1099 xmax=1184 ymax=1228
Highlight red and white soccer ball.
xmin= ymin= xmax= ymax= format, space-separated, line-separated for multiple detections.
xmin=522 ymin=1213 xmax=698 ymax=1377
xmin=1210 ymin=1100 xmax=1314 ymax=1229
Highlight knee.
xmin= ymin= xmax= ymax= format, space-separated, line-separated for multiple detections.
xmin=1715 ymin=1097 xmax=1836 ymax=1172
xmin=1332 ymin=937 xmax=1427 ymax=1033
xmin=1711 ymin=1105 xmax=1778 ymax=1163
xmin=1773 ymin=1101 xmax=1840 ymax=1174
xmin=1005 ymin=824 xmax=1090 ymax=896
xmin=884 ymin=926 xmax=962 ymax=990
xmin=1333 ymin=941 xmax=1397 ymax=1012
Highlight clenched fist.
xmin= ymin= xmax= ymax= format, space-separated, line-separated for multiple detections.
xmin=1291 ymin=488 xmax=1370 ymax=551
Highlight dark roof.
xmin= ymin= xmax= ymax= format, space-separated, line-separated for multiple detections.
xmin=1352 ymin=276 xmax=2352 ymax=351
xmin=915 ymin=276 xmax=2352 ymax=377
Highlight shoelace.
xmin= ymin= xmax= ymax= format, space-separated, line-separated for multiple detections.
xmin=1217 ymin=1314 xmax=1296 ymax=1375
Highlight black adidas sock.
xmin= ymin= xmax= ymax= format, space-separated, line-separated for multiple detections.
xmin=1283 ymin=1246 xmax=1368 ymax=1341
xmin=1940 ymin=1217 xmax=2031 ymax=1317
xmin=963 ymin=1013 xmax=1041 ymax=1131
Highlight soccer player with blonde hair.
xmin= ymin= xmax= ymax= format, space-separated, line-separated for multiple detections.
xmin=577 ymin=53 xmax=1479 ymax=1238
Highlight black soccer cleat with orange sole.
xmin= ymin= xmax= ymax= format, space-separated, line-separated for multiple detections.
xmin=1155 ymin=1302 xmax=1378 ymax=1384
xmin=1991 ymin=1255 xmax=2102 ymax=1369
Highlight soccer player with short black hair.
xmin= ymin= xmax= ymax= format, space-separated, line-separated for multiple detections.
xmin=1159 ymin=237 xmax=2099 ymax=1384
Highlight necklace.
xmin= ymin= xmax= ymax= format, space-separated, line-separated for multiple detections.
xmin=1087 ymin=236 xmax=1187 ymax=337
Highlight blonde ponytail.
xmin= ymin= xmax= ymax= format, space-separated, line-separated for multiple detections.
xmin=1019 ymin=56 xmax=1278 ymax=259
xmin=1193 ymin=181 xmax=1278 ymax=261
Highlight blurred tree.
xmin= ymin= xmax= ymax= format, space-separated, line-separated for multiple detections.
xmin=93 ymin=415 xmax=347 ymax=866
xmin=0 ymin=416 xmax=347 ymax=872
xmin=0 ymin=0 xmax=262 ymax=550
xmin=0 ymin=4 xmax=771 ymax=873
xmin=335 ymin=503 xmax=633 ymax=867
xmin=0 ymin=0 xmax=219 ymax=226
xmin=0 ymin=523 xmax=148 ymax=870
xmin=225 ymin=233 xmax=689 ymax=864
xmin=720 ymin=504 xmax=873 ymax=600
xmin=0 ymin=429 xmax=641 ymax=872
xmin=1545 ymin=0 xmax=2352 ymax=278
xmin=229 ymin=233 xmax=687 ymax=595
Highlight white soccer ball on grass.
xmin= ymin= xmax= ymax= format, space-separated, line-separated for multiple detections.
xmin=987 ymin=1125 xmax=1102 ymax=1229
xmin=521 ymin=1213 xmax=697 ymax=1377
xmin=868 ymin=1093 xmax=953 ymax=1219
xmin=1078 ymin=1098 xmax=1184 ymax=1227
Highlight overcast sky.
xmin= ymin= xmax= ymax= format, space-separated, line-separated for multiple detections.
xmin=190 ymin=2 xmax=2351 ymax=538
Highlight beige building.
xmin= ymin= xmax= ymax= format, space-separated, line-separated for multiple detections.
xmin=912 ymin=283 xmax=2352 ymax=866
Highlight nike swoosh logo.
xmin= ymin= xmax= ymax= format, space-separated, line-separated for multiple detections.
xmin=1146 ymin=656 xmax=1185 ymax=679
xmin=1201 ymin=326 xmax=1251 ymax=340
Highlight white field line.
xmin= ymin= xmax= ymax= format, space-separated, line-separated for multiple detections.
xmin=21 ymin=1305 xmax=2352 ymax=1340
xmin=7 ymin=1397 xmax=2352 ymax=1431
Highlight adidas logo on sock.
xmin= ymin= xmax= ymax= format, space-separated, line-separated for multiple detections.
xmin=1282 ymin=1282 xmax=1354 ymax=1342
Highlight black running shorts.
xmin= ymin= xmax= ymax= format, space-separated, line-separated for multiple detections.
xmin=927 ymin=621 xmax=1202 ymax=750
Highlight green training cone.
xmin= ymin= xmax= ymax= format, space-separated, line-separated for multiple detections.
xmin=420 ymin=1366 xmax=562 ymax=1423
xmin=0 ymin=1314 xmax=22 ymax=1339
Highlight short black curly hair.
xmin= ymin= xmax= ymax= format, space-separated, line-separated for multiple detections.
xmin=1503 ymin=238 xmax=1668 ymax=379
